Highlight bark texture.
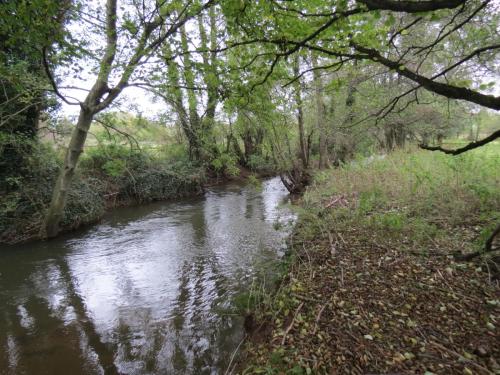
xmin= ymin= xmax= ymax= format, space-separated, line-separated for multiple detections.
xmin=311 ymin=54 xmax=329 ymax=169
xmin=293 ymin=55 xmax=308 ymax=169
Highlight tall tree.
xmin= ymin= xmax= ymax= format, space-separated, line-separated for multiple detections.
xmin=293 ymin=55 xmax=309 ymax=170
xmin=160 ymin=6 xmax=222 ymax=163
xmin=0 ymin=0 xmax=71 ymax=191
xmin=224 ymin=0 xmax=500 ymax=148
xmin=42 ymin=0 xmax=216 ymax=238
xmin=311 ymin=53 xmax=329 ymax=169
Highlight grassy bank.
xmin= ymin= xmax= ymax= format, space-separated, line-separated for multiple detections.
xmin=0 ymin=140 xmax=204 ymax=244
xmin=240 ymin=146 xmax=500 ymax=374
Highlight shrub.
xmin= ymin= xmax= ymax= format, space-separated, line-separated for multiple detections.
xmin=211 ymin=152 xmax=240 ymax=177
xmin=247 ymin=154 xmax=277 ymax=175
xmin=301 ymin=145 xmax=499 ymax=253
xmin=62 ymin=177 xmax=106 ymax=229
xmin=1 ymin=140 xmax=204 ymax=243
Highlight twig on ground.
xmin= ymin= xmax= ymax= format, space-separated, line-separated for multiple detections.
xmin=225 ymin=334 xmax=246 ymax=375
xmin=282 ymin=302 xmax=304 ymax=346
xmin=430 ymin=341 xmax=492 ymax=374
xmin=313 ymin=304 xmax=327 ymax=335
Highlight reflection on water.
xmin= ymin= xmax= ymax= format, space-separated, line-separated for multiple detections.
xmin=0 ymin=178 xmax=293 ymax=375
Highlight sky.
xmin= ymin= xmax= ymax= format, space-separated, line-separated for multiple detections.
xmin=60 ymin=83 xmax=165 ymax=120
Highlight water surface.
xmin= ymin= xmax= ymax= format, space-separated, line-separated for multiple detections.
xmin=0 ymin=177 xmax=292 ymax=375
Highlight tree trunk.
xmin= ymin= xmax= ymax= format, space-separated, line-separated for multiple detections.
xmin=199 ymin=6 xmax=218 ymax=125
xmin=197 ymin=7 xmax=219 ymax=160
xmin=437 ymin=132 xmax=444 ymax=145
xmin=180 ymin=25 xmax=202 ymax=160
xmin=293 ymin=55 xmax=308 ymax=169
xmin=333 ymin=63 xmax=358 ymax=165
xmin=163 ymin=43 xmax=199 ymax=158
xmin=43 ymin=107 xmax=94 ymax=237
xmin=395 ymin=122 xmax=406 ymax=148
xmin=42 ymin=0 xmax=117 ymax=238
xmin=385 ymin=124 xmax=395 ymax=151
xmin=242 ymin=130 xmax=255 ymax=161
xmin=311 ymin=54 xmax=328 ymax=169
xmin=230 ymin=134 xmax=245 ymax=165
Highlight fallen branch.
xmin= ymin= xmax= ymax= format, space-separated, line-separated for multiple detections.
xmin=282 ymin=302 xmax=304 ymax=346
xmin=455 ymin=222 xmax=500 ymax=261
xmin=312 ymin=304 xmax=327 ymax=335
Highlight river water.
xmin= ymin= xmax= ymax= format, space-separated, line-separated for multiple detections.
xmin=0 ymin=177 xmax=293 ymax=375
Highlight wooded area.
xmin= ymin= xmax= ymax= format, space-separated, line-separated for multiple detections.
xmin=1 ymin=0 xmax=499 ymax=373
xmin=1 ymin=0 xmax=499 ymax=240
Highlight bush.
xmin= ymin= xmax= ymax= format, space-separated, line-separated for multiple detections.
xmin=301 ymin=146 xmax=500 ymax=252
xmin=247 ymin=153 xmax=277 ymax=175
xmin=211 ymin=152 xmax=240 ymax=177
xmin=0 ymin=136 xmax=61 ymax=242
xmin=1 ymin=140 xmax=204 ymax=244
xmin=121 ymin=166 xmax=203 ymax=203
xmin=62 ymin=177 xmax=106 ymax=229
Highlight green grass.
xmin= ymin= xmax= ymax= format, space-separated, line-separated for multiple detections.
xmin=302 ymin=145 xmax=499 ymax=248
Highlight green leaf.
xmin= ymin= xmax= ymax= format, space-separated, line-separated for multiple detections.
xmin=404 ymin=352 xmax=415 ymax=360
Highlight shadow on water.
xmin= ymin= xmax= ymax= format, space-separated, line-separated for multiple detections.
xmin=0 ymin=177 xmax=294 ymax=374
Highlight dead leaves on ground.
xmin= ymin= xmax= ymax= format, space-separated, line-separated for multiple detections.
xmin=242 ymin=226 xmax=499 ymax=374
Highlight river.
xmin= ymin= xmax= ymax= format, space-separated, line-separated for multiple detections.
xmin=0 ymin=177 xmax=293 ymax=375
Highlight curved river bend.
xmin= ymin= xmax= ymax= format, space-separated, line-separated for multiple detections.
xmin=0 ymin=177 xmax=293 ymax=375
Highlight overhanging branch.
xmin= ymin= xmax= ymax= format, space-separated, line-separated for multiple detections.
xmin=420 ymin=129 xmax=500 ymax=155
xmin=352 ymin=43 xmax=500 ymax=110
xmin=42 ymin=47 xmax=81 ymax=106
xmin=358 ymin=0 xmax=467 ymax=13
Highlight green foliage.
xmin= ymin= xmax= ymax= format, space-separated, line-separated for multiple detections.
xmin=0 ymin=133 xmax=60 ymax=192
xmin=0 ymin=138 xmax=204 ymax=244
xmin=0 ymin=0 xmax=72 ymax=143
xmin=367 ymin=211 xmax=406 ymax=231
xmin=2 ymin=0 xmax=499 ymax=247
xmin=102 ymin=159 xmax=127 ymax=177
xmin=80 ymin=143 xmax=139 ymax=174
xmin=233 ymin=291 xmax=262 ymax=314
xmin=303 ymin=147 xmax=500 ymax=250
xmin=0 ymin=135 xmax=106 ymax=242
xmin=358 ymin=189 xmax=386 ymax=215
xmin=211 ymin=152 xmax=240 ymax=177
xmin=62 ymin=177 xmax=106 ymax=230
xmin=91 ymin=112 xmax=176 ymax=146
xmin=247 ymin=174 xmax=263 ymax=191
xmin=247 ymin=154 xmax=277 ymax=175
xmin=81 ymin=142 xmax=204 ymax=203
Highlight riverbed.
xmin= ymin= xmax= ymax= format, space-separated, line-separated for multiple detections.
xmin=0 ymin=177 xmax=293 ymax=375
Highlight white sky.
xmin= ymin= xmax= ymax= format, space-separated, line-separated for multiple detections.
xmin=60 ymin=85 xmax=166 ymax=120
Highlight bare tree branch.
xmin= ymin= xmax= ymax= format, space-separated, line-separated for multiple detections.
xmin=352 ymin=43 xmax=500 ymax=110
xmin=93 ymin=117 xmax=141 ymax=151
xmin=420 ymin=128 xmax=500 ymax=154
xmin=358 ymin=0 xmax=467 ymax=13
xmin=42 ymin=47 xmax=81 ymax=106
